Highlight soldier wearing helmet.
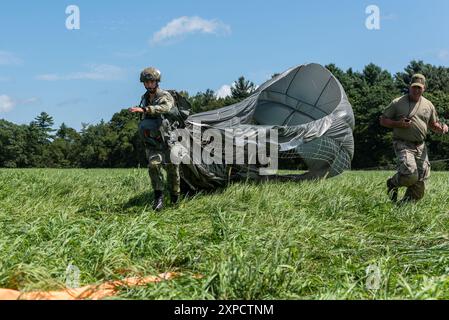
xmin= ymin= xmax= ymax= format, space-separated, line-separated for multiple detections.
xmin=129 ymin=67 xmax=180 ymax=211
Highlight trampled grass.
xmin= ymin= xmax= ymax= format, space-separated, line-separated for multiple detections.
xmin=1 ymin=169 xmax=449 ymax=299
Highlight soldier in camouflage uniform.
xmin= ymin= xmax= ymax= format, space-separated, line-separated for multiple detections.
xmin=129 ymin=67 xmax=180 ymax=211
xmin=380 ymin=74 xmax=448 ymax=203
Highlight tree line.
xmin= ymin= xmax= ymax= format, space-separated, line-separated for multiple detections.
xmin=1 ymin=60 xmax=449 ymax=170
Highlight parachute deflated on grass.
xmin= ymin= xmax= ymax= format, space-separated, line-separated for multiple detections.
xmin=174 ymin=63 xmax=355 ymax=191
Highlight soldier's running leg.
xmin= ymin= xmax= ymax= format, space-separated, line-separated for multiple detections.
xmin=387 ymin=141 xmax=419 ymax=202
xmin=147 ymin=148 xmax=165 ymax=211
xmin=165 ymin=163 xmax=180 ymax=204
xmin=403 ymin=181 xmax=426 ymax=202
xmin=403 ymin=144 xmax=430 ymax=202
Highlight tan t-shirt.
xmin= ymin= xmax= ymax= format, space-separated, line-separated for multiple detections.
xmin=383 ymin=95 xmax=438 ymax=143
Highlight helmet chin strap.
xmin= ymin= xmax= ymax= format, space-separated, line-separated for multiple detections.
xmin=147 ymin=82 xmax=159 ymax=94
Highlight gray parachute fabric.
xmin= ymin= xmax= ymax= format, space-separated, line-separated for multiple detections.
xmin=174 ymin=63 xmax=355 ymax=191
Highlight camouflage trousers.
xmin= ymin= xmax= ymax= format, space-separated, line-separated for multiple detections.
xmin=390 ymin=140 xmax=431 ymax=201
xmin=146 ymin=147 xmax=180 ymax=195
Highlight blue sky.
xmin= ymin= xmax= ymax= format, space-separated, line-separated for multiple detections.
xmin=1 ymin=0 xmax=448 ymax=130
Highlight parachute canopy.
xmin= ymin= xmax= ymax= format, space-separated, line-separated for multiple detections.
xmin=176 ymin=63 xmax=355 ymax=191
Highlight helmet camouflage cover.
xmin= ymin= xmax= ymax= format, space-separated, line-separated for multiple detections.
xmin=140 ymin=67 xmax=161 ymax=82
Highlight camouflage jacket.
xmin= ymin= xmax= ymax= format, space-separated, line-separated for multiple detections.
xmin=140 ymin=88 xmax=175 ymax=118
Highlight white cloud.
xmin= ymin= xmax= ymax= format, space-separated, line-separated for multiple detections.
xmin=0 ymin=51 xmax=22 ymax=66
xmin=0 ymin=95 xmax=16 ymax=113
xmin=21 ymin=97 xmax=40 ymax=104
xmin=216 ymin=84 xmax=232 ymax=98
xmin=36 ymin=64 xmax=126 ymax=81
xmin=151 ymin=16 xmax=231 ymax=45
xmin=437 ymin=49 xmax=449 ymax=61
xmin=0 ymin=95 xmax=40 ymax=113
xmin=69 ymin=64 xmax=125 ymax=80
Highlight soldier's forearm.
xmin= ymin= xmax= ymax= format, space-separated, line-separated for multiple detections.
xmin=148 ymin=104 xmax=171 ymax=115
xmin=380 ymin=117 xmax=401 ymax=129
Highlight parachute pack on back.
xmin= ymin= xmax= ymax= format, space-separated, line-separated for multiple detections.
xmin=164 ymin=90 xmax=192 ymax=128
xmin=138 ymin=90 xmax=192 ymax=145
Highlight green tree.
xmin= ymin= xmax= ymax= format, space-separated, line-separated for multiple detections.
xmin=190 ymin=89 xmax=218 ymax=113
xmin=77 ymin=120 xmax=114 ymax=168
xmin=108 ymin=109 xmax=145 ymax=167
xmin=231 ymin=76 xmax=256 ymax=100
xmin=395 ymin=60 xmax=449 ymax=93
xmin=338 ymin=64 xmax=400 ymax=168
xmin=0 ymin=120 xmax=28 ymax=167
xmin=44 ymin=123 xmax=82 ymax=167
xmin=32 ymin=112 xmax=56 ymax=143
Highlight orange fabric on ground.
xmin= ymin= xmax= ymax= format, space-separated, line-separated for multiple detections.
xmin=0 ymin=272 xmax=177 ymax=300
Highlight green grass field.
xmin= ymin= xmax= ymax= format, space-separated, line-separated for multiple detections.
xmin=1 ymin=169 xmax=449 ymax=299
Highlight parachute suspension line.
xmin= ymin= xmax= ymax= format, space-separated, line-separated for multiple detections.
xmin=278 ymin=136 xmax=351 ymax=176
xmin=429 ymin=158 xmax=449 ymax=164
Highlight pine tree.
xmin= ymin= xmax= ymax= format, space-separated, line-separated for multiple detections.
xmin=231 ymin=76 xmax=256 ymax=100
xmin=31 ymin=112 xmax=56 ymax=143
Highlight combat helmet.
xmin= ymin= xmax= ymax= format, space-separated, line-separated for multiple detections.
xmin=140 ymin=67 xmax=161 ymax=82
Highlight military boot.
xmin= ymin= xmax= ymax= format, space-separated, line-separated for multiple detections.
xmin=386 ymin=178 xmax=398 ymax=203
xmin=152 ymin=191 xmax=164 ymax=212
